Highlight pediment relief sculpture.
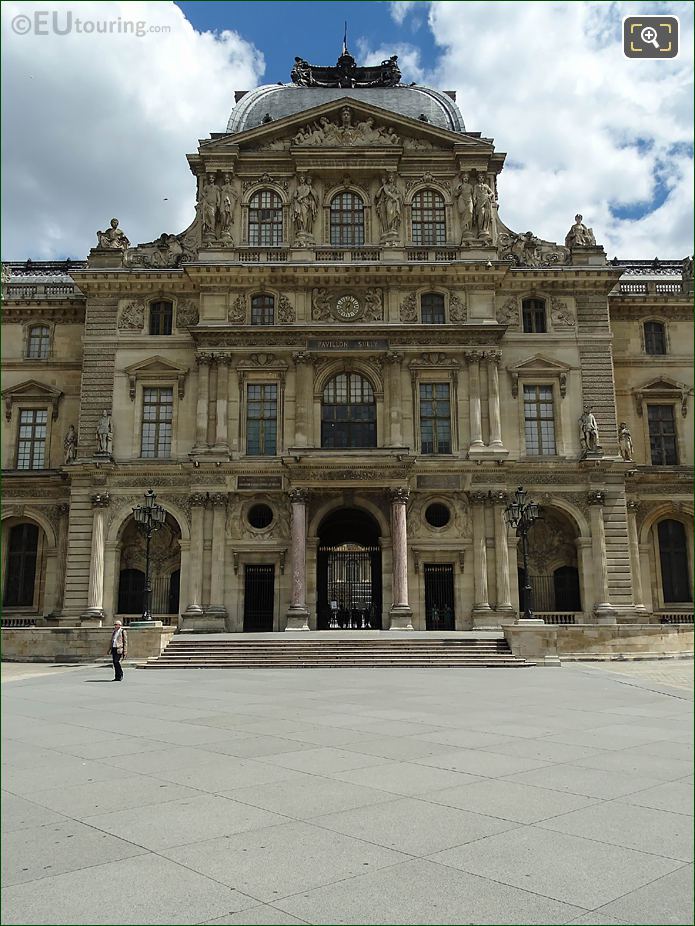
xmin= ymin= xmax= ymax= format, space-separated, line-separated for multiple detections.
xmin=311 ymin=288 xmax=383 ymax=322
xmin=498 ymin=221 xmax=570 ymax=268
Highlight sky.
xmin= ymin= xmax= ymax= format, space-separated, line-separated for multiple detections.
xmin=1 ymin=0 xmax=693 ymax=261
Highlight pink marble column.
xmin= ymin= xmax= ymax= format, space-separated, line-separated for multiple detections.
xmin=465 ymin=351 xmax=484 ymax=449
xmin=487 ymin=351 xmax=504 ymax=448
xmin=389 ymin=488 xmax=413 ymax=629
xmin=292 ymin=353 xmax=312 ymax=448
xmin=82 ymin=493 xmax=110 ymax=620
xmin=588 ymin=490 xmax=615 ymax=622
xmin=183 ymin=494 xmax=207 ymax=616
xmin=286 ymin=488 xmax=310 ymax=630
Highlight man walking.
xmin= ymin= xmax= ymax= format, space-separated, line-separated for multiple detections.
xmin=109 ymin=620 xmax=128 ymax=681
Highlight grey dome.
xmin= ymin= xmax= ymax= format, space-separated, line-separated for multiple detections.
xmin=226 ymin=84 xmax=465 ymax=135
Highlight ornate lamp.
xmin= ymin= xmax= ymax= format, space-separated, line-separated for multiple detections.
xmin=132 ymin=489 xmax=166 ymax=621
xmin=504 ymin=486 xmax=541 ymax=621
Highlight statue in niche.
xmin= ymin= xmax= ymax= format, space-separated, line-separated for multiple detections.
xmin=565 ymin=214 xmax=596 ymax=248
xmin=618 ymin=422 xmax=634 ymax=461
xmin=96 ymin=218 xmax=129 ymax=251
xmin=454 ymin=172 xmax=474 ymax=240
xmin=292 ymin=175 xmax=318 ymax=240
xmin=375 ymin=174 xmax=402 ymax=238
xmin=579 ymin=406 xmax=600 ymax=453
xmin=63 ymin=425 xmax=77 ymax=464
xmin=199 ymin=174 xmax=220 ymax=238
xmin=96 ymin=410 xmax=113 ymax=455
xmin=472 ymin=175 xmax=497 ymax=241
xmin=219 ymin=173 xmax=237 ymax=243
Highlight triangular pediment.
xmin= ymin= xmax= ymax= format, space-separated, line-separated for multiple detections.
xmin=640 ymin=376 xmax=684 ymax=393
xmin=2 ymin=380 xmax=63 ymax=421
xmin=200 ymin=98 xmax=492 ymax=154
xmin=123 ymin=356 xmax=187 ymax=377
xmin=508 ymin=355 xmax=571 ymax=374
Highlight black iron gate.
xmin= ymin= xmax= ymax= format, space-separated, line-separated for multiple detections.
xmin=243 ymin=565 xmax=275 ymax=632
xmin=317 ymin=544 xmax=382 ymax=629
xmin=424 ymin=564 xmax=455 ymax=630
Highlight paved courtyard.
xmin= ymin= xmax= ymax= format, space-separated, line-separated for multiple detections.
xmin=1 ymin=660 xmax=693 ymax=925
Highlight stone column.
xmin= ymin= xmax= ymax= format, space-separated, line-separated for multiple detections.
xmin=207 ymin=493 xmax=228 ymax=615
xmin=486 ymin=351 xmax=504 ymax=449
xmin=470 ymin=492 xmax=491 ymax=617
xmin=193 ymin=353 xmax=212 ymax=450
xmin=626 ymin=500 xmax=647 ymax=614
xmin=213 ymin=355 xmax=230 ymax=450
xmin=465 ymin=352 xmax=484 ymax=450
xmin=588 ymin=490 xmax=615 ymax=622
xmin=82 ymin=493 xmax=110 ymax=621
xmin=183 ymin=494 xmax=207 ymax=616
xmin=389 ymin=488 xmax=413 ymax=629
xmin=53 ymin=503 xmax=70 ymax=613
xmin=286 ymin=489 xmax=310 ymax=630
xmin=493 ymin=494 xmax=513 ymax=612
xmin=292 ymin=353 xmax=312 ymax=448
xmin=386 ymin=351 xmax=404 ymax=447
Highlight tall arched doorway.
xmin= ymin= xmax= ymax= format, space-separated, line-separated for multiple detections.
xmin=316 ymin=508 xmax=382 ymax=629
xmin=117 ymin=513 xmax=181 ymax=621
xmin=519 ymin=508 xmax=582 ymax=614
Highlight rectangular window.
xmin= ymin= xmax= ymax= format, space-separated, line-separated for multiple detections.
xmin=644 ymin=322 xmax=666 ymax=355
xmin=141 ymin=387 xmax=173 ymax=458
xmin=149 ymin=301 xmax=173 ymax=336
xmin=251 ymin=295 xmax=274 ymax=325
xmin=419 ymin=383 xmax=451 ymax=454
xmin=421 ymin=293 xmax=445 ymax=324
xmin=648 ymin=404 xmax=678 ymax=465
xmin=247 ymin=384 xmax=277 ymax=456
xmin=522 ymin=299 xmax=547 ymax=333
xmin=27 ymin=326 xmax=50 ymax=359
xmin=16 ymin=409 xmax=48 ymax=469
xmin=523 ymin=385 xmax=556 ymax=455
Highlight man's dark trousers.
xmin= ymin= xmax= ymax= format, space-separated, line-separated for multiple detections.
xmin=112 ymin=649 xmax=123 ymax=681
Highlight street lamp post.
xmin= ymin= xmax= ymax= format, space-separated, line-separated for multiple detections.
xmin=504 ymin=485 xmax=541 ymax=621
xmin=132 ymin=489 xmax=166 ymax=621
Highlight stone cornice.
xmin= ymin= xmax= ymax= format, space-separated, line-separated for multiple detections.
xmin=188 ymin=325 xmax=506 ymax=349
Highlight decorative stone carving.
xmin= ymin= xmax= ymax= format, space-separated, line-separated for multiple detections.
xmin=228 ymin=294 xmax=246 ymax=323
xmin=96 ymin=218 xmax=129 ymax=251
xmin=312 ymin=288 xmax=332 ymax=321
xmin=579 ymin=406 xmax=600 ymax=453
xmin=526 ymin=512 xmax=577 ymax=572
xmin=498 ymin=227 xmax=570 ymax=268
xmin=363 ymin=289 xmax=383 ymax=322
xmin=277 ymin=294 xmax=295 ymax=323
xmin=587 ymin=490 xmax=605 ymax=506
xmin=198 ymin=173 xmax=221 ymax=239
xmin=565 ymin=214 xmax=596 ymax=248
xmin=129 ymin=233 xmax=190 ymax=268
xmin=472 ymin=175 xmax=497 ymax=243
xmin=95 ymin=410 xmax=113 ymax=455
xmin=618 ymin=422 xmax=634 ymax=461
xmin=117 ymin=301 xmax=144 ymax=330
xmin=91 ymin=492 xmax=111 ymax=508
xmin=454 ymin=172 xmax=474 ymax=240
xmin=290 ymin=50 xmax=401 ymax=88
xmin=176 ymin=299 xmax=199 ymax=327
xmin=419 ymin=352 xmax=449 ymax=365
xmin=288 ymin=487 xmax=310 ymax=504
xmin=550 ymin=298 xmax=576 ymax=328
xmin=449 ymin=294 xmax=467 ymax=322
xmin=496 ymin=297 xmax=519 ymax=326
xmin=292 ymin=175 xmax=318 ymax=244
xmin=399 ymin=293 xmax=417 ymax=322
xmin=250 ymin=353 xmax=277 ymax=366
xmin=682 ymin=255 xmax=694 ymax=280
xmin=242 ymin=172 xmax=289 ymax=192
xmin=218 ymin=172 xmax=237 ymax=245
xmin=375 ymin=173 xmax=403 ymax=241
xmin=293 ymin=107 xmax=399 ymax=147
xmin=63 ymin=425 xmax=77 ymax=464
xmin=406 ymin=172 xmax=449 ymax=195
xmin=389 ymin=487 xmax=410 ymax=504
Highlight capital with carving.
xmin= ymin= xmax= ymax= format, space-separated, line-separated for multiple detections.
xmin=215 ymin=354 xmax=232 ymax=367
xmin=289 ymin=488 xmax=310 ymax=505
xmin=195 ymin=352 xmax=214 ymax=367
xmin=463 ymin=350 xmax=483 ymax=364
xmin=189 ymin=493 xmax=209 ymax=508
xmin=468 ymin=490 xmax=489 ymax=505
xmin=485 ymin=350 xmax=502 ymax=366
xmin=91 ymin=493 xmax=110 ymax=508
xmin=384 ymin=351 xmax=404 ymax=365
xmin=389 ymin=487 xmax=410 ymax=505
xmin=57 ymin=502 xmax=70 ymax=516
xmin=587 ymin=490 xmax=605 ymax=506
xmin=626 ymin=499 xmax=640 ymax=513
xmin=292 ymin=351 xmax=311 ymax=366
xmin=209 ymin=492 xmax=228 ymax=508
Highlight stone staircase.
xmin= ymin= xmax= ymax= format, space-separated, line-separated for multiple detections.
xmin=144 ymin=635 xmax=531 ymax=668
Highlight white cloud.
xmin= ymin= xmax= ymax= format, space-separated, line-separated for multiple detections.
xmin=356 ymin=38 xmax=431 ymax=85
xmin=390 ymin=2 xmax=418 ymax=26
xmin=1 ymin=1 xmax=264 ymax=259
xmin=398 ymin=0 xmax=694 ymax=257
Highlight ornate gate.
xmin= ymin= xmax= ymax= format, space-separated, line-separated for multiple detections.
xmin=243 ymin=565 xmax=275 ymax=632
xmin=317 ymin=543 xmax=382 ymax=629
xmin=424 ymin=564 xmax=455 ymax=630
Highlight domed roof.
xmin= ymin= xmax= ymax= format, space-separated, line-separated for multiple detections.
xmin=226 ymin=83 xmax=466 ymax=135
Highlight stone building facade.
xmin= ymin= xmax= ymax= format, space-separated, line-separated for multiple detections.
xmin=2 ymin=52 xmax=693 ymax=633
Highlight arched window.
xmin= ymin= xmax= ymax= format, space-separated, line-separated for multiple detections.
xmin=251 ymin=294 xmax=275 ymax=326
xmin=658 ymin=520 xmax=691 ymax=603
xmin=149 ymin=301 xmax=173 ymax=335
xmin=117 ymin=569 xmax=145 ymax=614
xmin=27 ymin=325 xmax=50 ymax=359
xmin=421 ymin=293 xmax=445 ymax=324
xmin=330 ymin=192 xmax=365 ymax=246
xmin=3 ymin=523 xmax=39 ymax=607
xmin=522 ymin=298 xmax=547 ymax=333
xmin=321 ymin=373 xmax=376 ymax=448
xmin=248 ymin=189 xmax=283 ymax=246
xmin=412 ymin=190 xmax=446 ymax=245
xmin=644 ymin=321 xmax=666 ymax=355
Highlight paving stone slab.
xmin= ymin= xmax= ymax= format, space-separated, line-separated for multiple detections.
xmin=506 ymin=763 xmax=666 ymax=799
xmin=618 ymin=778 xmax=694 ymax=816
xmin=27 ymin=775 xmax=201 ymax=820
xmin=223 ymin=775 xmax=397 ymax=820
xmin=331 ymin=759 xmax=483 ymax=796
xmin=596 ymin=864 xmax=694 ymax=925
xmin=413 ymin=747 xmax=553 ymax=778
xmin=200 ymin=904 xmax=311 ymax=924
xmin=0 ymin=792 xmax=68 ymax=833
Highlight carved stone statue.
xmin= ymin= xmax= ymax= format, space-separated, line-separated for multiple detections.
xmin=565 ymin=214 xmax=596 ymax=248
xmin=63 ymin=425 xmax=77 ymax=464
xmin=579 ymin=406 xmax=600 ymax=453
xmin=375 ymin=174 xmax=402 ymax=239
xmin=219 ymin=173 xmax=237 ymax=243
xmin=96 ymin=218 xmax=129 ymax=251
xmin=96 ymin=409 xmax=113 ymax=455
xmin=682 ymin=255 xmax=694 ymax=280
xmin=292 ymin=175 xmax=318 ymax=239
xmin=618 ymin=422 xmax=633 ymax=461
xmin=472 ymin=177 xmax=497 ymax=242
xmin=199 ymin=174 xmax=220 ymax=238
xmin=454 ymin=172 xmax=474 ymax=239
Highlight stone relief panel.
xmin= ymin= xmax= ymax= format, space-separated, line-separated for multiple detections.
xmin=498 ymin=224 xmax=570 ymax=268
xmin=311 ymin=288 xmax=384 ymax=322
xmin=408 ymin=493 xmax=470 ymax=538
xmin=176 ymin=299 xmax=200 ymax=328
xmin=117 ymin=301 xmax=145 ymax=331
xmin=226 ymin=493 xmax=290 ymax=540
